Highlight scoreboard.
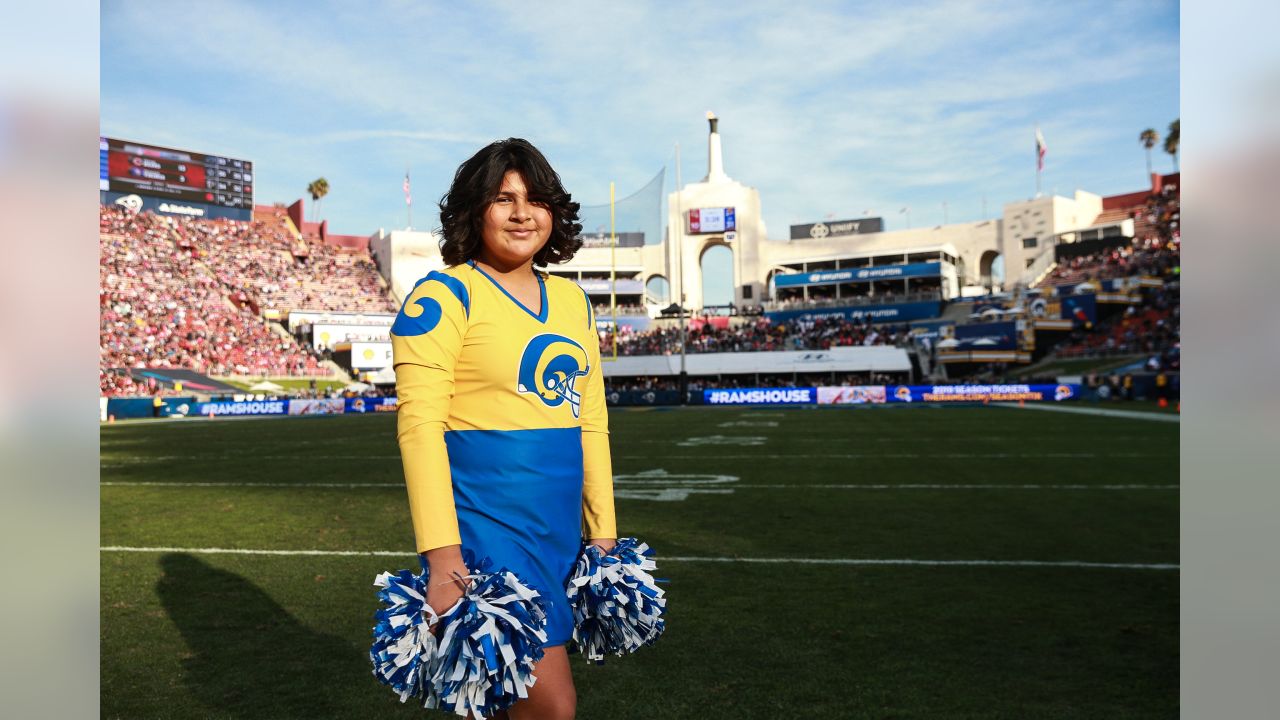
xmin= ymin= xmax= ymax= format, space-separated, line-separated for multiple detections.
xmin=687 ymin=207 xmax=735 ymax=234
xmin=99 ymin=137 xmax=254 ymax=210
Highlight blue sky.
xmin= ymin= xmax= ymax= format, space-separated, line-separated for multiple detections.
xmin=101 ymin=0 xmax=1179 ymax=258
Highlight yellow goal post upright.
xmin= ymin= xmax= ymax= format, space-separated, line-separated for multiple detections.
xmin=577 ymin=166 xmax=665 ymax=363
xmin=609 ymin=180 xmax=617 ymax=361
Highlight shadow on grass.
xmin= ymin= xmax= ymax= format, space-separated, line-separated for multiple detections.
xmin=157 ymin=553 xmax=369 ymax=718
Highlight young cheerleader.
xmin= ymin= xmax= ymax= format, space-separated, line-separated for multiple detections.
xmin=392 ymin=138 xmax=616 ymax=719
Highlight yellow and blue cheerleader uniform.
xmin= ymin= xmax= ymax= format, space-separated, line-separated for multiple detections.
xmin=391 ymin=259 xmax=616 ymax=648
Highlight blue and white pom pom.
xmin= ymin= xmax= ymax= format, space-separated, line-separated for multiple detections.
xmin=371 ymin=554 xmax=549 ymax=719
xmin=566 ymin=537 xmax=667 ymax=663
xmin=370 ymin=563 xmax=441 ymax=703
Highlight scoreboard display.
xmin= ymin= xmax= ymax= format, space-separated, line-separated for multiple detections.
xmin=100 ymin=137 xmax=254 ymax=209
xmin=688 ymin=207 xmax=735 ymax=234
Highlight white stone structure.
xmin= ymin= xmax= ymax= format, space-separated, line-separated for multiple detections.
xmin=372 ymin=115 xmax=1114 ymax=315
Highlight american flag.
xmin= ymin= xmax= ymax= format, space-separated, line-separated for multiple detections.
xmin=403 ymin=171 xmax=411 ymax=206
xmin=1035 ymin=127 xmax=1047 ymax=171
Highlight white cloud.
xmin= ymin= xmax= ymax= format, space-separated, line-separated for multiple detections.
xmin=101 ymin=0 xmax=1179 ymax=236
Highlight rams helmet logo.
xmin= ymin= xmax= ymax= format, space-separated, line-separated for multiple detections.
xmin=114 ymin=194 xmax=143 ymax=214
xmin=895 ymin=386 xmax=914 ymax=402
xmin=518 ymin=333 xmax=590 ymax=418
xmin=1054 ymin=384 xmax=1073 ymax=401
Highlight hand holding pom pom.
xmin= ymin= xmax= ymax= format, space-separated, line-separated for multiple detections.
xmin=370 ymin=553 xmax=550 ymax=718
xmin=370 ymin=564 xmax=443 ymax=703
xmin=566 ymin=537 xmax=667 ymax=663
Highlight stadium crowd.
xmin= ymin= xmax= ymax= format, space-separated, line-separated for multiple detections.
xmin=592 ymin=302 xmax=647 ymax=316
xmin=169 ymin=212 xmax=396 ymax=314
xmin=100 ymin=208 xmax=325 ymax=393
xmin=601 ymin=315 xmax=908 ymax=356
xmin=1041 ymin=183 xmax=1180 ymax=288
xmin=1040 ymin=237 xmax=1180 ymax=287
xmin=1054 ymin=285 xmax=1180 ymax=366
xmin=604 ymin=370 xmax=911 ymax=393
xmin=100 ymin=207 xmax=395 ymax=394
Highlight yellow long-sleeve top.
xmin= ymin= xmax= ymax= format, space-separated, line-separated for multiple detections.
xmin=391 ymin=260 xmax=616 ymax=554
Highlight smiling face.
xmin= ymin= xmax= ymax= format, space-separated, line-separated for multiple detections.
xmin=478 ymin=170 xmax=552 ymax=271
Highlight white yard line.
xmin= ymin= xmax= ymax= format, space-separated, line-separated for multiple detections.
xmin=614 ymin=452 xmax=1167 ymax=459
xmin=100 ymin=481 xmax=1176 ymax=491
xmin=730 ymin=483 xmax=1177 ymax=490
xmin=100 ymin=451 xmax=1167 ymax=465
xmin=99 ymin=545 xmax=1177 ymax=570
xmin=995 ymin=402 xmax=1180 ymax=423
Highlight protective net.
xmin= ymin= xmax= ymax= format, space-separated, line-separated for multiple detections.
xmin=575 ymin=167 xmax=665 ymax=249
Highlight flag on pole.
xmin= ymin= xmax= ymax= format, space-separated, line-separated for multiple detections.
xmin=403 ymin=171 xmax=412 ymax=206
xmin=1035 ymin=127 xmax=1047 ymax=171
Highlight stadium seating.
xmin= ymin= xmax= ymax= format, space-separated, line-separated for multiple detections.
xmin=167 ymin=212 xmax=396 ymax=315
xmin=1053 ymin=287 xmax=1180 ymax=365
xmin=1039 ymin=184 xmax=1180 ymax=288
xmin=601 ymin=315 xmax=905 ymax=356
xmin=100 ymin=206 xmax=395 ymax=395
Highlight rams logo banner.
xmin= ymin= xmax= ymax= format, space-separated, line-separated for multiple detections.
xmin=518 ymin=333 xmax=590 ymax=418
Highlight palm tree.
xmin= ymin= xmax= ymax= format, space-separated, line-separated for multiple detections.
xmin=1140 ymin=129 xmax=1159 ymax=178
xmin=305 ymin=180 xmax=317 ymax=222
xmin=1164 ymin=119 xmax=1179 ymax=172
xmin=306 ymin=178 xmax=330 ymax=223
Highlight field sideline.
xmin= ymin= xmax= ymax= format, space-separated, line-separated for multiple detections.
xmin=101 ymin=405 xmax=1178 ymax=719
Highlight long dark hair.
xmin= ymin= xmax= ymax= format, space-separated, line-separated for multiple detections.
xmin=438 ymin=138 xmax=583 ymax=267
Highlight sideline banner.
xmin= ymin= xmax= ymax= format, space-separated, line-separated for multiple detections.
xmin=773 ymin=262 xmax=941 ymax=287
xmin=106 ymin=397 xmax=200 ymax=419
xmin=194 ymin=399 xmax=288 ymax=417
xmin=704 ymin=387 xmax=816 ymax=405
xmin=765 ymin=300 xmax=941 ymax=324
xmin=605 ymin=389 xmax=682 ymax=406
xmin=817 ymin=384 xmax=1081 ymax=404
xmin=818 ymin=386 xmax=887 ymax=404
xmin=288 ymin=398 xmax=345 ymax=415
xmin=883 ymin=383 xmax=1080 ymax=403
xmin=345 ymin=397 xmax=398 ymax=413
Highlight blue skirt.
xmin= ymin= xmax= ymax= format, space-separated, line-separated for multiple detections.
xmin=444 ymin=427 xmax=584 ymax=647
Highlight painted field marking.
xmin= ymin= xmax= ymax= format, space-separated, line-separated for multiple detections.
xmin=717 ymin=420 xmax=779 ymax=428
xmin=731 ymin=483 xmax=1178 ymax=490
xmin=99 ymin=450 xmax=1169 ymax=466
xmin=676 ymin=435 xmax=767 ymax=447
xmin=98 ymin=545 xmax=1178 ymax=570
xmin=614 ymin=469 xmax=738 ymax=484
xmin=613 ymin=469 xmax=740 ymax=501
xmin=618 ymin=452 xmax=1166 ymax=460
xmin=101 ymin=480 xmax=1175 ymax=491
xmin=995 ymin=402 xmax=1180 ymax=423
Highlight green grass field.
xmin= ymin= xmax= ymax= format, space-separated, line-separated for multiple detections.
xmin=217 ymin=377 xmax=351 ymax=394
xmin=101 ymin=405 xmax=1178 ymax=719
xmin=1008 ymin=356 xmax=1142 ymax=379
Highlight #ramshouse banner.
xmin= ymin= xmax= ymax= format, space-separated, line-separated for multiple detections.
xmin=193 ymin=399 xmax=289 ymax=416
xmin=704 ymin=387 xmax=816 ymax=405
